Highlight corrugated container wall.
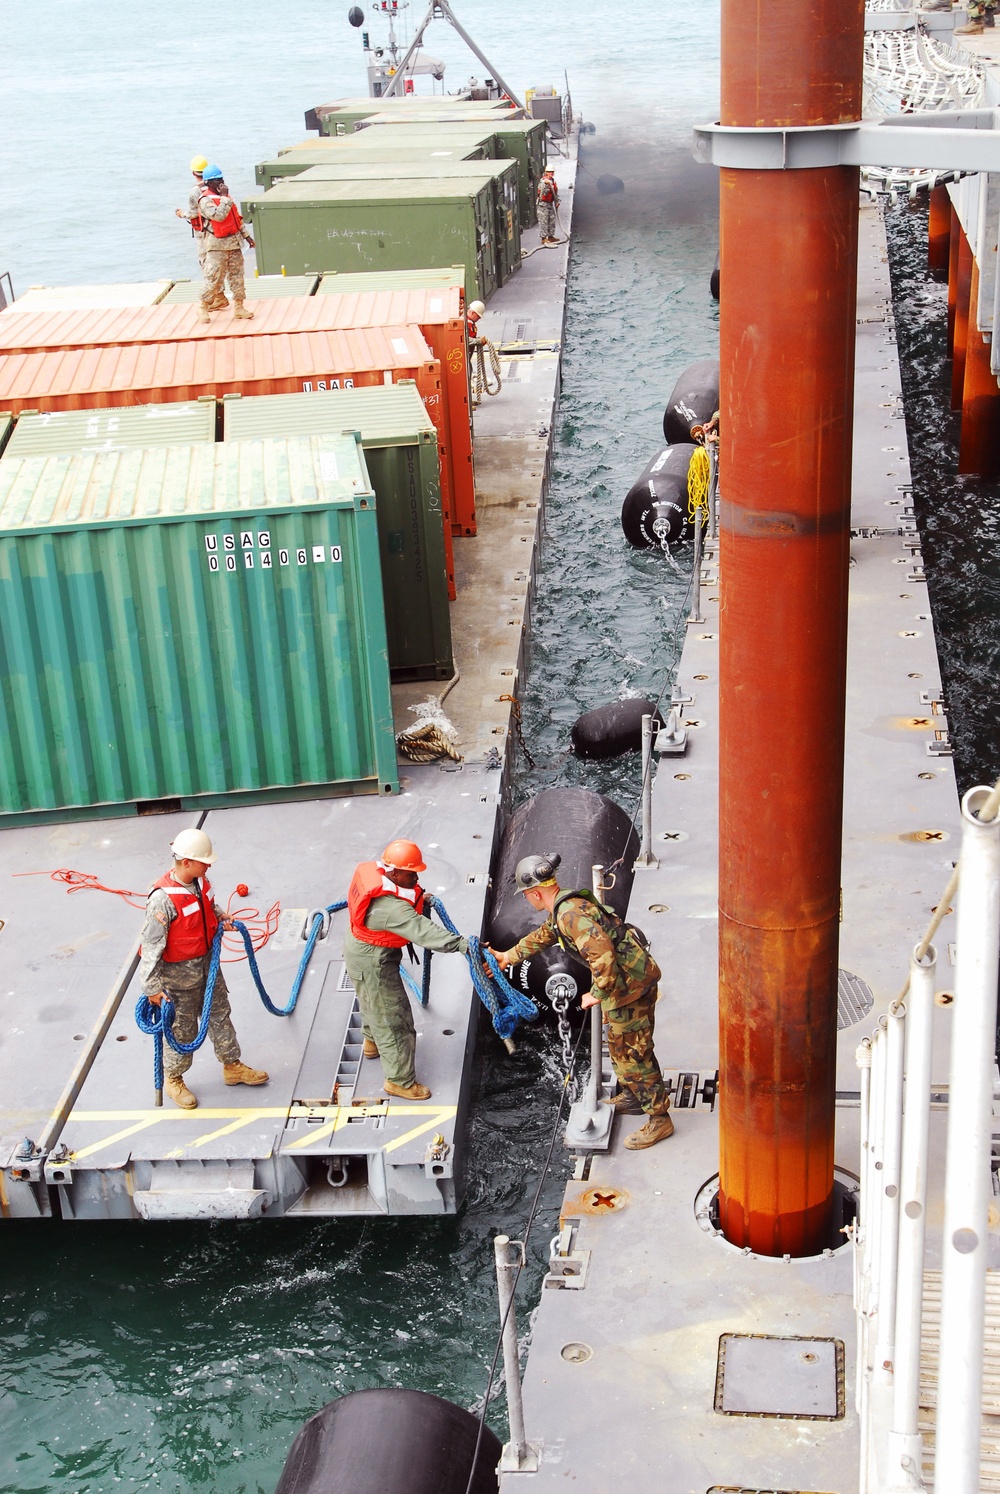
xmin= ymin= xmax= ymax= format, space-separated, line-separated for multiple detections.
xmin=0 ymin=435 xmax=397 ymax=821
xmin=223 ymin=386 xmax=452 ymax=680
xmin=243 ymin=179 xmax=501 ymax=302
xmin=3 ymin=401 xmax=217 ymax=460
xmin=3 ymin=282 xmax=174 ymax=312
xmin=162 ymin=275 xmax=319 ymax=302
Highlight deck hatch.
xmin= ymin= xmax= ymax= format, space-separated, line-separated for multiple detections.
xmin=714 ymin=1334 xmax=845 ymax=1420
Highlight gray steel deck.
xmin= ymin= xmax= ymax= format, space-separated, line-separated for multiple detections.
xmin=502 ymin=200 xmax=961 ymax=1492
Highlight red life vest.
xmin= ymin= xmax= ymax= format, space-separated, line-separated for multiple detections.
xmin=203 ymin=192 xmax=244 ymax=239
xmin=348 ymin=861 xmax=425 ymax=948
xmin=538 ymin=178 xmax=557 ymax=204
xmin=150 ymin=872 xmax=219 ymax=961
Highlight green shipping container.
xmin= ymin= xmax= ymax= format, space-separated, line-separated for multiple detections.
xmin=243 ymin=178 xmax=502 ymax=301
xmin=257 ymin=143 xmax=485 ymax=191
xmin=162 ymin=274 xmax=319 ymax=302
xmin=222 ymin=386 xmax=452 ymax=682
xmin=0 ymin=434 xmax=397 ymax=822
xmin=294 ymin=160 xmax=521 ymax=286
xmin=3 ymin=401 xmax=217 ymax=460
xmin=0 ymin=414 xmax=12 ymax=455
xmin=346 ymin=124 xmax=499 ymax=159
xmin=307 ymin=96 xmax=517 ymax=136
xmin=316 ymin=268 xmax=465 ymax=296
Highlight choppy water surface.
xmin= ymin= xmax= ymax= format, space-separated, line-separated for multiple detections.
xmin=0 ymin=3 xmax=720 ymax=1491
xmin=884 ymin=199 xmax=1000 ymax=793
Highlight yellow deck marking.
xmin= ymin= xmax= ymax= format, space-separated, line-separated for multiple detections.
xmin=67 ymin=1107 xmax=290 ymax=1122
xmin=70 ymin=1116 xmax=168 ymax=1162
xmin=382 ymin=1109 xmax=457 ymax=1153
xmin=283 ymin=1108 xmax=355 ymax=1150
xmin=188 ymin=1110 xmax=276 ymax=1150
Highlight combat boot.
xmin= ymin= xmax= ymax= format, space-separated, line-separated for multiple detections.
xmin=223 ymin=1061 xmax=269 ymax=1086
xmin=165 ymin=1074 xmax=198 ymax=1109
xmin=198 ymin=308 xmax=212 ymax=324
xmin=363 ymin=1038 xmax=380 ymax=1059
xmin=623 ymin=1112 xmax=674 ymax=1150
xmin=603 ymin=1087 xmax=644 ymax=1114
xmin=383 ymin=1079 xmax=432 ymax=1101
xmin=233 ymin=302 xmax=255 ymax=319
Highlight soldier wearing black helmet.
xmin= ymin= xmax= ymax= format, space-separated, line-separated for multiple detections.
xmin=488 ymin=853 xmax=674 ymax=1149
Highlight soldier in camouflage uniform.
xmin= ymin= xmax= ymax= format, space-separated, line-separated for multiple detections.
xmin=956 ymin=0 xmax=996 ymax=30
xmin=197 ymin=165 xmax=255 ymax=324
xmin=344 ymin=840 xmax=470 ymax=1102
xmin=139 ymin=828 xmax=268 ymax=1110
xmin=490 ymin=852 xmax=674 ymax=1149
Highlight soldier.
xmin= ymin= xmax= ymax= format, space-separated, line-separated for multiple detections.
xmin=537 ymin=169 xmax=559 ymax=246
xmin=197 ymin=164 xmax=256 ymax=324
xmin=956 ymin=0 xmax=996 ymax=31
xmin=489 ymin=853 xmax=674 ymax=1149
xmin=139 ymin=828 xmax=269 ymax=1110
xmin=344 ymin=840 xmax=469 ymax=1101
xmin=174 ymin=154 xmax=212 ymax=278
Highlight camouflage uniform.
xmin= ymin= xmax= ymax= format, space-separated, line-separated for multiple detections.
xmin=968 ymin=0 xmax=996 ymax=18
xmin=198 ymin=192 xmax=253 ymax=312
xmin=138 ymin=877 xmax=241 ymax=1078
xmin=505 ymin=891 xmax=670 ymax=1116
xmin=343 ymin=899 xmax=468 ymax=1088
xmin=536 ymin=178 xmax=558 ymax=242
xmin=184 ymin=182 xmax=210 ymax=269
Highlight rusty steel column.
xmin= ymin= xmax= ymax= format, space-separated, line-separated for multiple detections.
xmin=928 ymin=185 xmax=951 ymax=280
xmin=947 ymin=210 xmax=961 ymax=355
xmin=959 ymin=262 xmax=1000 ymax=476
xmin=951 ymin=227 xmax=973 ymax=410
xmin=717 ymin=0 xmax=864 ymax=1257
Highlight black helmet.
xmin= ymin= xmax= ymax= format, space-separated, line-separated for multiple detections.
xmin=514 ymin=852 xmax=561 ymax=891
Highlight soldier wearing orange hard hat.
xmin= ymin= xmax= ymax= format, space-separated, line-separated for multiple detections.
xmin=344 ymin=840 xmax=468 ymax=1101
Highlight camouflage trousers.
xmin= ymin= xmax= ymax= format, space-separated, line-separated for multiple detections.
xmin=968 ymin=0 xmax=996 ymax=16
xmin=201 ymin=249 xmax=246 ymax=310
xmin=343 ymin=936 xmax=418 ymax=1088
xmin=537 ymin=201 xmax=557 ymax=241
xmin=604 ymin=985 xmax=670 ymax=1116
xmin=161 ymin=961 xmax=242 ymax=1077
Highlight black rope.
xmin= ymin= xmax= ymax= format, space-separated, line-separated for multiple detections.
xmin=461 ymin=1019 xmax=588 ymax=1494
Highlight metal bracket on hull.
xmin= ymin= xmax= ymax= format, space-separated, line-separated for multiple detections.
xmin=694 ymin=110 xmax=1000 ymax=173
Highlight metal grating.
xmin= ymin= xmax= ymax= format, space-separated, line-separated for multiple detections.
xmin=917 ymin=1269 xmax=1000 ymax=1490
xmin=838 ymin=968 xmax=874 ymax=1029
xmin=715 ymin=1335 xmax=845 ymax=1420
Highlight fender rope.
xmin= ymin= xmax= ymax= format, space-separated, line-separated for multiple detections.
xmin=135 ymin=901 xmax=346 ymax=1103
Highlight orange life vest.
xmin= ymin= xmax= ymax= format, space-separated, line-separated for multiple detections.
xmin=203 ymin=192 xmax=244 ymax=239
xmin=538 ymin=178 xmax=557 ymax=204
xmin=348 ymin=861 xmax=425 ymax=948
xmin=150 ymin=872 xmax=219 ymax=961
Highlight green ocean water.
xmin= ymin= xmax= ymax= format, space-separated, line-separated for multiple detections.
xmin=0 ymin=4 xmax=722 ymax=1490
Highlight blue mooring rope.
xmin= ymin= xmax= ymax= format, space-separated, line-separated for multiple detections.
xmin=135 ymin=901 xmax=346 ymax=1099
xmin=421 ymin=893 xmax=539 ymax=1042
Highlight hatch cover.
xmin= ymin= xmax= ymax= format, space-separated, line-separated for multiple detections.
xmin=714 ymin=1334 xmax=845 ymax=1420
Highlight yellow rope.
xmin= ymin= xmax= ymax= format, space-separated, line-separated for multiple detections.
xmin=687 ymin=445 xmax=711 ymax=524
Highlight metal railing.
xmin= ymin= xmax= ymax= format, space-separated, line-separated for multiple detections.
xmin=856 ymin=782 xmax=1000 ymax=1493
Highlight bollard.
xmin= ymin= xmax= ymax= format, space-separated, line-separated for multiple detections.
xmin=493 ymin=1235 xmax=540 ymax=1473
xmin=633 ymin=716 xmax=659 ymax=871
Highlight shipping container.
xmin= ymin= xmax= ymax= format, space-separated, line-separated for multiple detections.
xmin=317 ymin=268 xmax=464 ymax=295
xmin=306 ymin=95 xmax=519 ymax=136
xmin=162 ymin=274 xmax=319 ymax=302
xmin=293 ymin=159 xmax=521 ymax=286
xmin=342 ymin=124 xmax=500 ymax=159
xmin=0 ymin=434 xmax=397 ymax=822
xmin=257 ymin=143 xmax=484 ymax=191
xmin=223 ymin=386 xmax=452 ymax=681
xmin=0 ymin=414 xmax=11 ymax=454
xmin=243 ymin=178 xmax=501 ymax=301
xmin=2 ymin=282 xmax=174 ymax=313
xmin=3 ymin=401 xmax=217 ymax=460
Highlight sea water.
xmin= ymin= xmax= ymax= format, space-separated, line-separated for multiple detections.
xmin=0 ymin=3 xmax=723 ymax=1490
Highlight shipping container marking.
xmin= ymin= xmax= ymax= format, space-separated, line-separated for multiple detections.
xmin=302 ymin=378 xmax=355 ymax=392
xmin=204 ymin=530 xmax=342 ymax=572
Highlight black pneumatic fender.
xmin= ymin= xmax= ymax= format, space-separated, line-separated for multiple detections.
xmin=508 ymin=944 xmax=592 ymax=1007
xmin=273 ymin=1388 xmax=502 ymax=1494
xmin=487 ymin=786 xmax=639 ymax=948
xmin=571 ymin=696 xmax=664 ymax=761
xmin=662 ymin=358 xmax=720 ymax=445
xmin=710 ymin=251 xmax=720 ymax=300
xmin=620 ymin=442 xmax=698 ymax=550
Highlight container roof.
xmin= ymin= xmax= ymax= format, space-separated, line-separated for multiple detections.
xmin=294 ymin=160 xmax=514 ymax=183
xmin=249 ymin=178 xmax=486 ymax=205
xmin=162 ymin=275 xmax=319 ymax=302
xmin=4 ymin=282 xmax=174 ymax=311
xmin=223 ymin=384 xmax=436 ymax=444
xmin=0 ymin=434 xmax=372 ymax=534
xmin=317 ymin=269 xmax=464 ymax=295
xmin=272 ymin=146 xmax=480 ymax=164
xmin=4 ymin=402 xmax=217 ymax=460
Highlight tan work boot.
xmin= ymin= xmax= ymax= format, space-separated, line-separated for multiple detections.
xmin=198 ymin=308 xmax=212 ymax=324
xmin=955 ymin=20 xmax=985 ymax=31
xmin=623 ymin=1112 xmax=675 ymax=1150
xmin=603 ymin=1087 xmax=644 ymax=1115
xmin=363 ymin=1038 xmax=380 ymax=1059
xmin=165 ymin=1074 xmax=198 ymax=1109
xmin=209 ymin=296 xmax=229 ymax=310
xmin=383 ymin=1079 xmax=432 ymax=1101
xmin=232 ymin=302 xmax=255 ymax=319
xmin=223 ymin=1061 xmax=269 ymax=1086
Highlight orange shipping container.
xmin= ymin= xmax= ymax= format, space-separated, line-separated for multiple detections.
xmin=0 ymin=324 xmax=455 ymax=597
xmin=0 ymin=290 xmax=476 ymax=536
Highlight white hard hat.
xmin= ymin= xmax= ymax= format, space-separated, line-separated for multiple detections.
xmin=468 ymin=300 xmax=486 ymax=317
xmin=170 ymin=827 xmax=217 ymax=865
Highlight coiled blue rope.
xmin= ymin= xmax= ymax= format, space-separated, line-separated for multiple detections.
xmin=136 ymin=901 xmax=346 ymax=1101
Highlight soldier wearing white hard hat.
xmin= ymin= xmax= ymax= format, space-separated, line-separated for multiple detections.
xmin=137 ymin=828 xmax=268 ymax=1110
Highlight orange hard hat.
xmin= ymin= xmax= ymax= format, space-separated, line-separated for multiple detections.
xmin=381 ymin=838 xmax=426 ymax=872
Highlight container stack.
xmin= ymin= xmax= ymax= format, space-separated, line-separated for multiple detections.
xmin=0 ymin=87 xmax=547 ymax=822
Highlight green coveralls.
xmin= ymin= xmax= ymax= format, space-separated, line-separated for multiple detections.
xmin=343 ymin=899 xmax=468 ymax=1088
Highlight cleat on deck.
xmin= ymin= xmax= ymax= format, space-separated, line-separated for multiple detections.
xmin=223 ymin=1062 xmax=269 ymax=1087
xmin=623 ymin=1113 xmax=674 ymax=1150
xmin=383 ymin=1079 xmax=431 ymax=1101
xmin=165 ymin=1075 xmax=198 ymax=1109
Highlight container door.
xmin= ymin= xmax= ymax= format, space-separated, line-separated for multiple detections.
xmin=476 ymin=189 xmax=497 ymax=301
